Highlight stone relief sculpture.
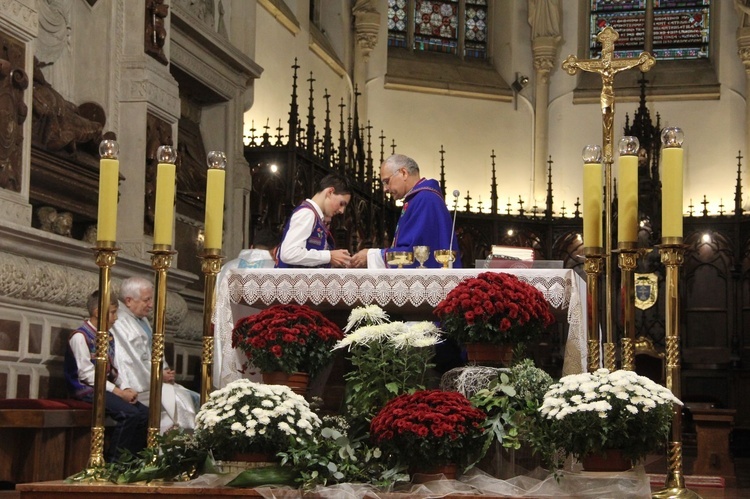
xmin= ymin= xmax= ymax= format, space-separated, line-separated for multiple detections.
xmin=528 ymin=0 xmax=562 ymax=39
xmin=37 ymin=0 xmax=73 ymax=100
xmin=0 ymin=39 xmax=28 ymax=193
xmin=736 ymin=0 xmax=750 ymax=28
xmin=145 ymin=114 xmax=174 ymax=235
xmin=37 ymin=206 xmax=74 ymax=237
xmin=145 ymin=0 xmax=169 ymax=65
xmin=31 ymin=58 xmax=103 ymax=154
xmin=174 ymin=0 xmax=215 ymax=28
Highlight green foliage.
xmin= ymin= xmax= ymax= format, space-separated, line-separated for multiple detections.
xmin=277 ymin=415 xmax=406 ymax=490
xmin=65 ymin=431 xmax=214 ymax=484
xmin=471 ymin=359 xmax=555 ymax=466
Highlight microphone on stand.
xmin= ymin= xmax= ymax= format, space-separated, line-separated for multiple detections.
xmin=448 ymin=190 xmax=460 ymax=268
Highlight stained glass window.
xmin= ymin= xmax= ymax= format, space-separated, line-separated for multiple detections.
xmin=387 ymin=0 xmax=488 ymax=59
xmin=590 ymin=0 xmax=710 ymax=60
xmin=465 ymin=1 xmax=488 ymax=59
xmin=387 ymin=0 xmax=408 ymax=48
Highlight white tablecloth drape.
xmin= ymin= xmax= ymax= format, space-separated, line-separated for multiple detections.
xmin=213 ymin=268 xmax=587 ymax=387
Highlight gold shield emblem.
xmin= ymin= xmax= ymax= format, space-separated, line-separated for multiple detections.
xmin=634 ymin=273 xmax=658 ymax=310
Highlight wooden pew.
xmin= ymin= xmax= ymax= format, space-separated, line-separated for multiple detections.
xmin=0 ymin=399 xmax=93 ymax=484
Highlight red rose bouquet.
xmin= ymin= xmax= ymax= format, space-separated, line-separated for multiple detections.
xmin=433 ymin=272 xmax=555 ymax=349
xmin=232 ymin=304 xmax=343 ymax=377
xmin=370 ymin=390 xmax=487 ymax=469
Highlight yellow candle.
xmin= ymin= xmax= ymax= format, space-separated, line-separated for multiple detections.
xmin=97 ymin=156 xmax=119 ymax=243
xmin=661 ymin=147 xmax=684 ymax=239
xmin=617 ymin=154 xmax=638 ymax=244
xmin=583 ymin=162 xmax=603 ymax=248
xmin=204 ymin=167 xmax=226 ymax=249
xmin=153 ymin=161 xmax=176 ymax=246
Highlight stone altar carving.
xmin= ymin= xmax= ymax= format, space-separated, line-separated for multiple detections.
xmin=0 ymin=33 xmax=28 ymax=193
xmin=31 ymin=58 xmax=103 ymax=154
xmin=145 ymin=0 xmax=169 ymax=65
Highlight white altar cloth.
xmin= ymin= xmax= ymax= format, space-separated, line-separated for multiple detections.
xmin=213 ymin=268 xmax=587 ymax=386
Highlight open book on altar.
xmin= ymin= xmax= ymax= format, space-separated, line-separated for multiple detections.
xmin=482 ymin=245 xmax=535 ymax=268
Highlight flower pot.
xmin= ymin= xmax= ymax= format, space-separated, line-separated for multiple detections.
xmin=218 ymin=452 xmax=277 ymax=473
xmin=465 ymin=342 xmax=513 ymax=367
xmin=261 ymin=371 xmax=309 ymax=396
xmin=580 ymin=449 xmax=632 ymax=472
xmin=410 ymin=463 xmax=458 ymax=482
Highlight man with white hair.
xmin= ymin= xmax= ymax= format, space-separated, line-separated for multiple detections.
xmin=112 ymin=276 xmax=198 ymax=432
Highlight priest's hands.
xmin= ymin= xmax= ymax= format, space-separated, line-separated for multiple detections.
xmin=163 ymin=368 xmax=176 ymax=384
xmin=350 ymin=249 xmax=368 ymax=268
xmin=329 ymin=249 xmax=352 ymax=268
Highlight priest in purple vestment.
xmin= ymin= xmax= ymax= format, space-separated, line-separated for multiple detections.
xmin=350 ymin=154 xmax=461 ymax=269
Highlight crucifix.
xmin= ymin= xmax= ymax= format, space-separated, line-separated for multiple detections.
xmin=562 ymin=26 xmax=655 ymax=163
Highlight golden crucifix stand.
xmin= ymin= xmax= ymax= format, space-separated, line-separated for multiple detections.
xmin=562 ymin=26 xmax=654 ymax=370
xmin=563 ymin=26 xmax=699 ymax=498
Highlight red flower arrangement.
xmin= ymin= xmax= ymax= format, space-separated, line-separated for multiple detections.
xmin=232 ymin=304 xmax=343 ymax=377
xmin=370 ymin=389 xmax=487 ymax=469
xmin=433 ymin=272 xmax=555 ymax=348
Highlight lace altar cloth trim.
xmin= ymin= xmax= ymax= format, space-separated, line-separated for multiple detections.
xmin=213 ymin=269 xmax=587 ymax=386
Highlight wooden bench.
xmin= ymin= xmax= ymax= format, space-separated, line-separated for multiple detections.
xmin=0 ymin=399 xmax=94 ymax=485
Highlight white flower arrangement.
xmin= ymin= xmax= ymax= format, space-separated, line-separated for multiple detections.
xmin=194 ymin=379 xmax=322 ymax=460
xmin=538 ymin=368 xmax=682 ymax=463
xmin=334 ymin=305 xmax=444 ymax=423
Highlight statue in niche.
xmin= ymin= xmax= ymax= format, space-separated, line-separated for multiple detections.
xmin=145 ymin=0 xmax=169 ymax=65
xmin=31 ymin=57 xmax=103 ymax=154
xmin=217 ymin=0 xmax=227 ymax=37
xmin=0 ymin=48 xmax=28 ymax=193
xmin=145 ymin=114 xmax=174 ymax=235
xmin=174 ymin=0 xmax=215 ymax=28
xmin=528 ymin=0 xmax=562 ymax=39
xmin=37 ymin=0 xmax=73 ymax=100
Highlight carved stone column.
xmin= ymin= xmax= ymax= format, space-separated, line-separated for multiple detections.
xmin=737 ymin=27 xmax=750 ymax=172
xmin=352 ymin=0 xmax=380 ymax=126
xmin=0 ymin=0 xmax=38 ymax=226
xmin=531 ymin=37 xmax=560 ymax=198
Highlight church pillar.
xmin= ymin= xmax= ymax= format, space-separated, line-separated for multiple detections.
xmin=352 ymin=0 xmax=380 ymax=125
xmin=531 ymin=38 xmax=560 ymax=199
xmin=0 ymin=0 xmax=38 ymax=226
xmin=114 ymin=0 xmax=180 ymax=261
xmin=737 ymin=27 xmax=750 ymax=181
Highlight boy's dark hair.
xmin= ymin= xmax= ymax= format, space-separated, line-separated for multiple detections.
xmin=253 ymin=227 xmax=279 ymax=250
xmin=86 ymin=289 xmax=118 ymax=317
xmin=317 ymin=173 xmax=352 ymax=195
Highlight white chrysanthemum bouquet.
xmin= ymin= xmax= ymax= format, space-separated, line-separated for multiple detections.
xmin=538 ymin=368 xmax=682 ymax=464
xmin=194 ymin=379 xmax=321 ymax=461
xmin=334 ymin=305 xmax=443 ymax=425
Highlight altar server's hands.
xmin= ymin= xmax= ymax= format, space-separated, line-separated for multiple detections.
xmin=329 ymin=249 xmax=352 ymax=268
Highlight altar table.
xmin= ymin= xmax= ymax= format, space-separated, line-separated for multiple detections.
xmin=213 ymin=268 xmax=587 ymax=386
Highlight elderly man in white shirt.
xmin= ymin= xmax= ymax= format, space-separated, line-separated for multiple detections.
xmin=112 ymin=276 xmax=198 ymax=432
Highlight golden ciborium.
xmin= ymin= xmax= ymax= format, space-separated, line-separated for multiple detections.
xmin=434 ymin=249 xmax=456 ymax=268
xmin=386 ymin=250 xmax=413 ymax=268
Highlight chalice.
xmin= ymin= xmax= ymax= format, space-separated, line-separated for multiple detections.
xmin=413 ymin=246 xmax=430 ymax=268
xmin=434 ymin=249 xmax=456 ymax=269
xmin=386 ymin=250 xmax=414 ymax=269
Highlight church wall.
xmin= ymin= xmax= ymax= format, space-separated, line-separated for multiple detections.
xmin=244 ymin=3 xmax=353 ymax=149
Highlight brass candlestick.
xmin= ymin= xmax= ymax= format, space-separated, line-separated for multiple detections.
xmin=618 ymin=244 xmax=638 ymax=371
xmin=583 ymin=251 xmax=603 ymax=372
xmin=87 ymin=241 xmax=119 ymax=469
xmin=652 ymin=242 xmax=701 ymax=499
xmin=200 ymin=248 xmax=224 ymax=405
xmin=147 ymin=244 xmax=175 ymax=448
